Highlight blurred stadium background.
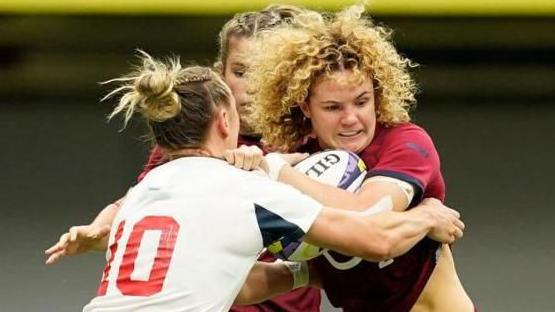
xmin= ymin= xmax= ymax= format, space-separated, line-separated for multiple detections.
xmin=1 ymin=0 xmax=553 ymax=311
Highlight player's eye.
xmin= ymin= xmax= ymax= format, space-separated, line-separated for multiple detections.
xmin=324 ymin=105 xmax=340 ymax=111
xmin=356 ymin=98 xmax=370 ymax=107
xmin=230 ymin=65 xmax=246 ymax=78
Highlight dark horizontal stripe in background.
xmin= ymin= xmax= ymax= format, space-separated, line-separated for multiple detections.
xmin=0 ymin=15 xmax=553 ymax=102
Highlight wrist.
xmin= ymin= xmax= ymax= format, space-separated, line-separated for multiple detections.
xmin=283 ymin=261 xmax=309 ymax=289
xmin=91 ymin=235 xmax=109 ymax=251
xmin=265 ymin=153 xmax=288 ymax=180
xmin=412 ymin=207 xmax=436 ymax=230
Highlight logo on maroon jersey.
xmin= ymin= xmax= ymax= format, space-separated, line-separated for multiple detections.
xmin=406 ymin=142 xmax=429 ymax=158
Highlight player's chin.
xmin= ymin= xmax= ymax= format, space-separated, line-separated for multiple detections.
xmin=239 ymin=119 xmax=256 ymax=135
xmin=335 ymin=137 xmax=367 ymax=154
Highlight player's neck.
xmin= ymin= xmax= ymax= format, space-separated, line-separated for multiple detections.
xmin=167 ymin=147 xmax=214 ymax=160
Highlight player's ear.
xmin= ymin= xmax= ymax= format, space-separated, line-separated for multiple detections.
xmin=299 ymin=101 xmax=311 ymax=118
xmin=215 ymin=108 xmax=230 ymax=138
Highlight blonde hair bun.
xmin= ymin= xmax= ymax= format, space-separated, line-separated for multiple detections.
xmin=135 ymin=65 xmax=181 ymax=123
xmin=105 ymin=50 xmax=183 ymax=125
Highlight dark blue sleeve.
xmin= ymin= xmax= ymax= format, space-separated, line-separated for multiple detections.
xmin=254 ymin=203 xmax=305 ymax=247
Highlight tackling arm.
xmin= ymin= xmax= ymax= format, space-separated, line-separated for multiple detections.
xmin=44 ymin=195 xmax=125 ymax=264
xmin=278 ymin=165 xmax=412 ymax=212
xmin=89 ymin=196 xmax=124 ymax=234
xmin=304 ymin=198 xmax=463 ymax=262
xmin=234 ymin=261 xmax=303 ymax=305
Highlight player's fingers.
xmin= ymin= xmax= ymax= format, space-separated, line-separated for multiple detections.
xmin=69 ymin=226 xmax=82 ymax=242
xmin=247 ymin=146 xmax=263 ymax=170
xmin=234 ymin=151 xmax=245 ymax=169
xmin=224 ymin=150 xmax=235 ymax=165
xmin=252 ymin=156 xmax=263 ymax=171
xmin=45 ymin=234 xmax=68 ymax=254
xmin=437 ymin=205 xmax=459 ymax=220
xmin=453 ymin=227 xmax=464 ymax=239
xmin=248 ymin=145 xmax=263 ymax=155
xmin=242 ymin=151 xmax=255 ymax=171
xmin=46 ymin=250 xmax=65 ymax=265
xmin=45 ymin=252 xmax=60 ymax=265
xmin=453 ymin=218 xmax=465 ymax=231
xmin=45 ymin=242 xmax=64 ymax=255
xmin=447 ymin=208 xmax=460 ymax=218
xmin=238 ymin=144 xmax=250 ymax=150
xmin=57 ymin=232 xmax=70 ymax=247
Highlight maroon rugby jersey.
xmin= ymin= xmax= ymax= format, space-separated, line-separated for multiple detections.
xmin=299 ymin=122 xmax=445 ymax=312
xmin=136 ymin=135 xmax=321 ymax=312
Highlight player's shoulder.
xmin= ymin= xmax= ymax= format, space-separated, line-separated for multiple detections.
xmin=381 ymin=122 xmax=430 ymax=137
xmin=377 ymin=122 xmax=434 ymax=145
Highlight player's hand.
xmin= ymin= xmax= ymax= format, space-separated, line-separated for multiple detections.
xmin=418 ymin=198 xmax=465 ymax=244
xmin=259 ymin=152 xmax=308 ymax=179
xmin=44 ymin=224 xmax=110 ymax=265
xmin=224 ymin=145 xmax=264 ymax=171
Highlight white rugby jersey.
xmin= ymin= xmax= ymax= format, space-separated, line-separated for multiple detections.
xmin=83 ymin=157 xmax=322 ymax=312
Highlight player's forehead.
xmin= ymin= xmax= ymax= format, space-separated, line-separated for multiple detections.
xmin=310 ymin=71 xmax=374 ymax=100
xmin=226 ymin=36 xmax=253 ymax=66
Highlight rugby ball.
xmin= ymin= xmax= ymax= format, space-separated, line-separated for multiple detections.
xmin=268 ymin=150 xmax=367 ymax=261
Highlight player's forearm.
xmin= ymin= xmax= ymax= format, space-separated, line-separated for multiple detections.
xmin=367 ymin=209 xmax=434 ymax=259
xmin=90 ymin=197 xmax=123 ymax=228
xmin=278 ymin=166 xmax=361 ymax=210
xmin=305 ymin=207 xmax=433 ymax=262
xmin=88 ymin=197 xmax=123 ymax=251
xmin=234 ymin=261 xmax=294 ymax=305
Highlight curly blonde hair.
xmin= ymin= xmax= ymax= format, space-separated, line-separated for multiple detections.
xmin=247 ymin=4 xmax=417 ymax=150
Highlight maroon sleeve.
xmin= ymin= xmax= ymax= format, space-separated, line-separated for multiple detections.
xmin=366 ymin=125 xmax=441 ymax=202
xmin=137 ymin=145 xmax=168 ymax=182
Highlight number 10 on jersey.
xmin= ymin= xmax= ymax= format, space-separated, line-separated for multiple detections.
xmin=97 ymin=216 xmax=180 ymax=296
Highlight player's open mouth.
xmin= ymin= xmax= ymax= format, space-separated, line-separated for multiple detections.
xmin=338 ymin=130 xmax=363 ymax=137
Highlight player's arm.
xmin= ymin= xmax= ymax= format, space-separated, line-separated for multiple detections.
xmin=44 ymin=196 xmax=124 ymax=264
xmin=45 ymin=145 xmax=161 ymax=265
xmin=234 ymin=261 xmax=303 ymax=305
xmin=233 ymin=152 xmax=414 ymax=212
xmin=265 ymin=128 xmax=439 ymax=212
xmin=90 ymin=197 xmax=123 ymax=231
xmin=278 ymin=164 xmax=412 ymax=211
xmin=235 ymin=259 xmax=325 ymax=304
xmin=304 ymin=198 xmax=463 ymax=262
xmin=234 ymin=198 xmax=463 ymax=302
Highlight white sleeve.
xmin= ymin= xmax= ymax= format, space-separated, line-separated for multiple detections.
xmin=242 ymin=173 xmax=323 ymax=247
